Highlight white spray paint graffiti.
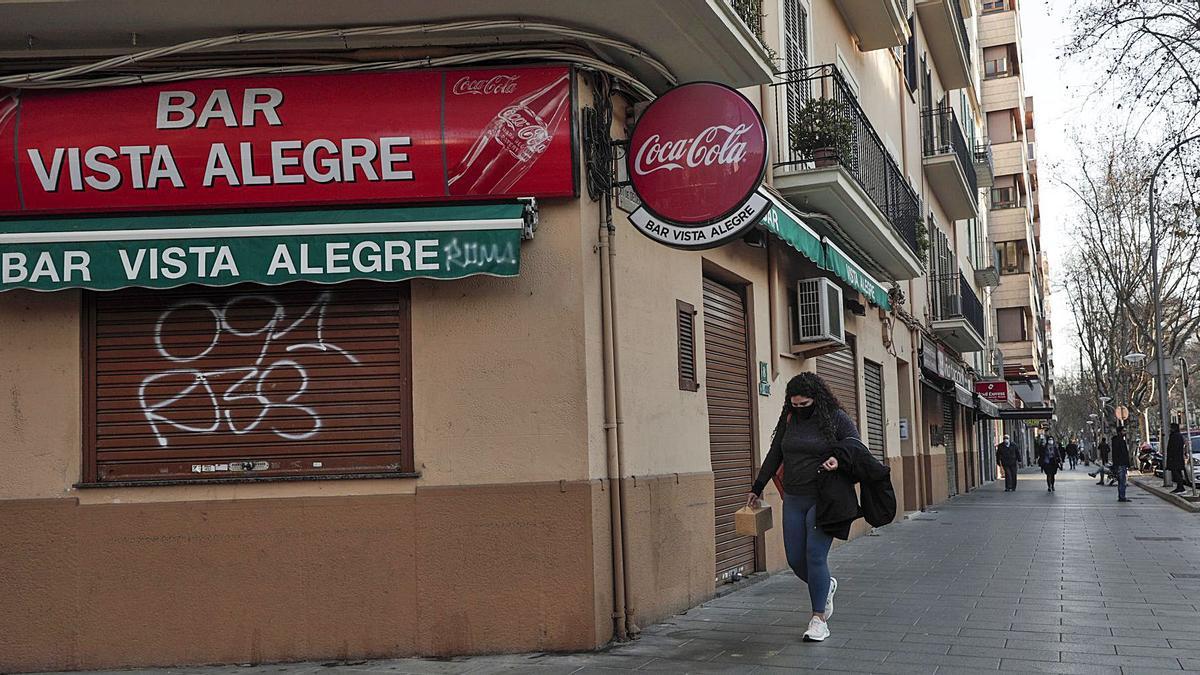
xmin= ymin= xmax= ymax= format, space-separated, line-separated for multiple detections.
xmin=139 ymin=291 xmax=360 ymax=447
xmin=442 ymin=238 xmax=517 ymax=273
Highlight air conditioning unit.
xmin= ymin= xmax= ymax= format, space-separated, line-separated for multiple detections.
xmin=790 ymin=277 xmax=846 ymax=356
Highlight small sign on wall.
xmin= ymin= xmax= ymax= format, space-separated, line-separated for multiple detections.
xmin=899 ymin=417 xmax=909 ymax=441
xmin=758 ymin=361 xmax=770 ymax=397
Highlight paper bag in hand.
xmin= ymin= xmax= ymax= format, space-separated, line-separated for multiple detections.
xmin=734 ymin=503 xmax=773 ymax=537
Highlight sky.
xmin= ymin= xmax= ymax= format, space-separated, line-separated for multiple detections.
xmin=1015 ymin=0 xmax=1091 ymax=382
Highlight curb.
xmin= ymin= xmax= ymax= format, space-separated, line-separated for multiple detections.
xmin=1131 ymin=476 xmax=1200 ymax=512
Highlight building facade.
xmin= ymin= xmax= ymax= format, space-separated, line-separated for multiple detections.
xmin=0 ymin=1 xmax=1047 ymax=672
xmin=979 ymin=0 xmax=1055 ymax=451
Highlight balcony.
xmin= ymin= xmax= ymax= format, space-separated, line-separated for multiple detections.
xmin=974 ymin=142 xmax=995 ymax=188
xmin=915 ymin=0 xmax=973 ymax=90
xmin=834 ymin=0 xmax=910 ymax=51
xmin=930 ymin=272 xmax=987 ymax=353
xmin=727 ymin=0 xmax=764 ymax=43
xmin=0 ymin=0 xmax=775 ymax=94
xmin=921 ymin=106 xmax=979 ymax=220
xmin=772 ymin=65 xmax=924 ymax=280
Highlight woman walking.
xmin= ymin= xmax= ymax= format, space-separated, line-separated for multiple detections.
xmin=1041 ymin=440 xmax=1062 ymax=491
xmin=747 ymin=373 xmax=860 ymax=643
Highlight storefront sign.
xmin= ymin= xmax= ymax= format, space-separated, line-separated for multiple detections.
xmin=0 ymin=203 xmax=526 ymax=291
xmin=821 ymin=238 xmax=892 ymax=310
xmin=975 ymin=380 xmax=1011 ymax=404
xmin=0 ymin=67 xmax=575 ymax=215
xmin=940 ymin=353 xmax=970 ymax=390
xmin=920 ymin=337 xmax=939 ymax=374
xmin=626 ymin=82 xmax=768 ymax=249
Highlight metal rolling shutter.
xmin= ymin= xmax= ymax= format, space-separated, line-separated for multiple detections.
xmin=864 ymin=360 xmax=886 ymax=462
xmin=86 ymin=281 xmax=412 ymax=483
xmin=817 ymin=336 xmax=859 ymax=434
xmin=943 ymin=396 xmax=958 ymax=496
xmin=703 ymin=278 xmax=757 ymax=582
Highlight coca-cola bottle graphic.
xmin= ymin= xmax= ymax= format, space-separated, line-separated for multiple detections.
xmin=447 ymin=72 xmax=570 ymax=195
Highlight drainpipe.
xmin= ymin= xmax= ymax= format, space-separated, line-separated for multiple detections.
xmin=760 ymin=83 xmax=780 ymax=378
xmin=597 ymin=199 xmax=630 ymax=642
xmin=604 ymin=193 xmax=639 ymax=638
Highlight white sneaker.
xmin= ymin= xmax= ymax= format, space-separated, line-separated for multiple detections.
xmin=825 ymin=577 xmax=838 ymax=620
xmin=803 ymin=616 xmax=830 ymax=642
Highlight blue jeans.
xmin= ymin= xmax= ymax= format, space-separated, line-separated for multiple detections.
xmin=782 ymin=494 xmax=834 ymax=613
xmin=1117 ymin=466 xmax=1128 ymax=499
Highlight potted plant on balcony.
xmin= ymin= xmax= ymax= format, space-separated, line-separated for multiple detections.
xmin=790 ymin=98 xmax=854 ymax=168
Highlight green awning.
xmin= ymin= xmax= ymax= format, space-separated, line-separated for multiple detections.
xmin=0 ymin=203 xmax=526 ymax=292
xmin=759 ymin=191 xmax=824 ymax=266
xmin=822 ymin=237 xmax=892 ymax=310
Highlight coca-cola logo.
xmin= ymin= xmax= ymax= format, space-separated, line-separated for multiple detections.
xmin=633 ymin=124 xmax=753 ymax=176
xmin=627 ymin=82 xmax=766 ymax=226
xmin=452 ymin=75 xmax=520 ymax=96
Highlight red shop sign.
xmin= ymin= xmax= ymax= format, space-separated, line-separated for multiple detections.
xmin=626 ymin=82 xmax=768 ymax=249
xmin=975 ymin=380 xmax=1011 ymax=404
xmin=0 ymin=66 xmax=575 ymax=215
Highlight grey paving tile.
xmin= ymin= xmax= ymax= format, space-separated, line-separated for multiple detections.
xmin=884 ymin=651 xmax=1003 ymax=669
xmin=1060 ymin=652 xmax=1184 ymax=669
xmin=997 ymin=661 xmax=1121 ymax=675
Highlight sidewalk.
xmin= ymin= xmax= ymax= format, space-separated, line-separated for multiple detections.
xmin=36 ymin=467 xmax=1200 ymax=675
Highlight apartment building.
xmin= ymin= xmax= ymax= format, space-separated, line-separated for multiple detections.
xmin=979 ymin=0 xmax=1055 ymax=450
xmin=0 ymin=1 xmax=1045 ymax=671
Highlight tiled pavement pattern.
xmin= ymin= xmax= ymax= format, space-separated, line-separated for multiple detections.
xmin=38 ymin=468 xmax=1200 ymax=675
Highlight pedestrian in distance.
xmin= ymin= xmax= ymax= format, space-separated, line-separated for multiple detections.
xmin=1166 ymin=422 xmax=1192 ymax=494
xmin=1097 ymin=436 xmax=1111 ymax=484
xmin=748 ymin=372 xmax=883 ymax=644
xmin=1112 ymin=427 xmax=1132 ymax=502
xmin=1066 ymin=438 xmax=1079 ymax=470
xmin=1040 ymin=439 xmax=1063 ymax=491
xmin=997 ymin=434 xmax=1021 ymax=492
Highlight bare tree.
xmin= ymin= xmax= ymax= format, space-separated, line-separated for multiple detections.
xmin=1058 ymin=133 xmax=1200 ymax=429
xmin=1064 ymin=0 xmax=1200 ymax=131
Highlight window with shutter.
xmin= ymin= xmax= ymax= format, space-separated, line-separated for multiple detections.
xmin=677 ymin=300 xmax=699 ymax=392
xmin=817 ymin=334 xmax=859 ymax=433
xmin=83 ymin=281 xmax=414 ymax=484
xmin=783 ymin=0 xmax=811 ymax=131
xmin=864 ymin=360 xmax=886 ymax=462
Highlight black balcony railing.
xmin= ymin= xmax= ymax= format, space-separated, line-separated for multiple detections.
xmin=949 ymin=0 xmax=973 ymax=69
xmin=922 ymin=105 xmax=978 ymax=196
xmin=772 ymin=64 xmax=922 ymax=259
xmin=974 ymin=141 xmax=993 ymax=169
xmin=727 ymin=0 xmax=764 ymax=39
xmin=930 ymin=272 xmax=986 ymax=339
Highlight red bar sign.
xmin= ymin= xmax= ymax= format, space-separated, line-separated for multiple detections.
xmin=0 ymin=66 xmax=575 ymax=215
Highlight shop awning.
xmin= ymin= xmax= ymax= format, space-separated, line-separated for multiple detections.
xmin=757 ymin=190 xmax=892 ymax=311
xmin=822 ymin=238 xmax=892 ymax=311
xmin=759 ymin=190 xmax=825 ymax=267
xmin=975 ymin=395 xmax=1002 ymax=420
xmin=998 ymin=406 xmax=1056 ymax=421
xmin=949 ymin=383 xmax=975 ymax=408
xmin=0 ymin=202 xmax=529 ymax=292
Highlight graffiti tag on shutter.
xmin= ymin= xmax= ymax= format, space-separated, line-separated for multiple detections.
xmin=137 ymin=290 xmax=361 ymax=448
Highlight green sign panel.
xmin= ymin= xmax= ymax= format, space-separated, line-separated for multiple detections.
xmin=0 ymin=204 xmax=526 ymax=292
xmin=821 ymin=238 xmax=892 ymax=310
xmin=759 ymin=197 xmax=824 ymax=267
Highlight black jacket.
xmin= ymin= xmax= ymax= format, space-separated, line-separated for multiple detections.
xmin=1099 ymin=441 xmax=1111 ymax=463
xmin=1167 ymin=431 xmax=1187 ymax=470
xmin=1111 ymin=436 xmax=1131 ymax=467
xmin=996 ymin=442 xmax=1020 ymax=466
xmin=815 ymin=438 xmax=895 ymax=540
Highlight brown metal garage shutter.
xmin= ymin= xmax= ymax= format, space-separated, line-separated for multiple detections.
xmin=943 ymin=396 xmax=958 ymax=497
xmin=817 ymin=335 xmax=859 ymax=434
xmin=863 ymin=360 xmax=886 ymax=462
xmin=85 ymin=281 xmax=412 ymax=484
xmin=702 ymin=278 xmax=757 ymax=583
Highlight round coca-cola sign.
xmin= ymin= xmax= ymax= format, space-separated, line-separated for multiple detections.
xmin=628 ymin=82 xmax=767 ymax=233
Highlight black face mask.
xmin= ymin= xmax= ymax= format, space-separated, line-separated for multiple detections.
xmin=793 ymin=404 xmax=816 ymax=420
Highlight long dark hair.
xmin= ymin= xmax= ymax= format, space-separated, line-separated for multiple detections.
xmin=770 ymin=372 xmax=844 ymax=442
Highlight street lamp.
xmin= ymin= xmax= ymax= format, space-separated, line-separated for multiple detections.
xmin=1150 ymin=133 xmax=1200 ymax=497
